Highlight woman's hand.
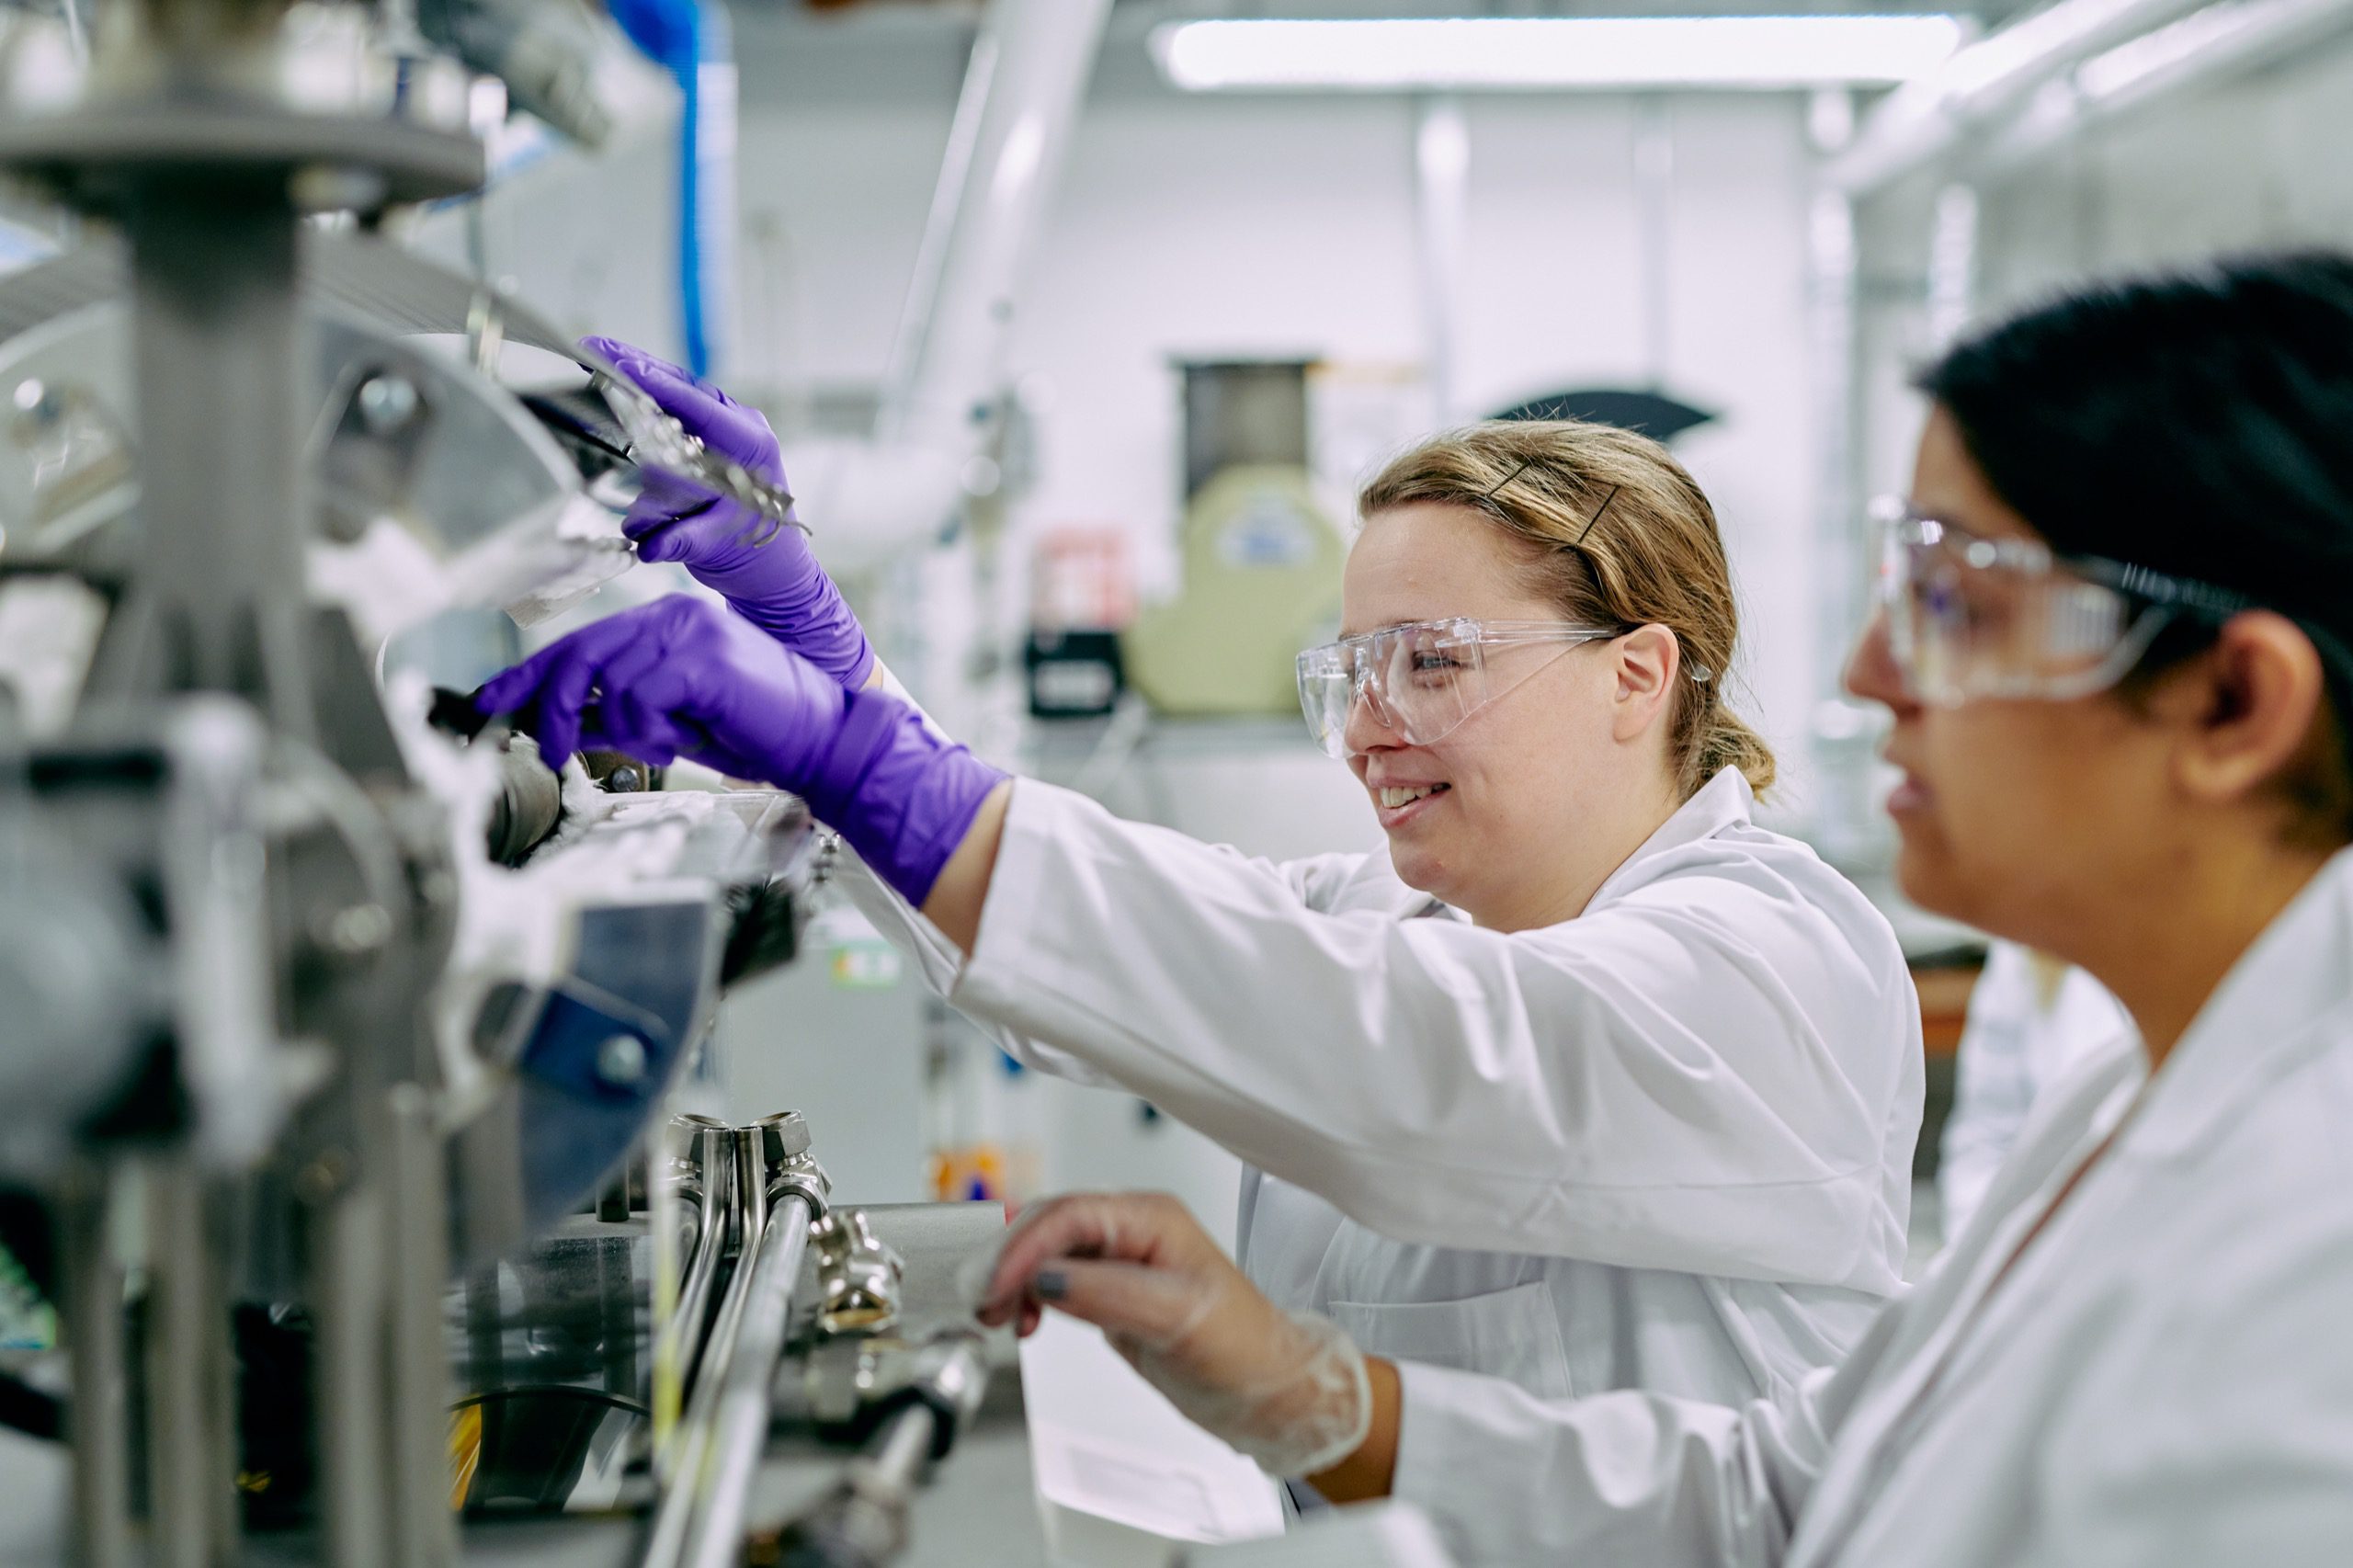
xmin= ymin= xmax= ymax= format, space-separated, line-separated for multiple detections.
xmin=475 ymin=596 xmax=1002 ymax=906
xmin=585 ymin=335 xmax=877 ymax=689
xmin=978 ymin=1192 xmax=1377 ymax=1480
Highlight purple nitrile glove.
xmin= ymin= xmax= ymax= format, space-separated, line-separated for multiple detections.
xmin=582 ymin=335 xmax=876 ymax=690
xmin=476 ymin=597 xmax=1004 ymax=905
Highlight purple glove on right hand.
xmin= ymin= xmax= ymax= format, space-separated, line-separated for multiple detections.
xmin=584 ymin=335 xmax=876 ymax=690
xmin=476 ymin=597 xmax=1001 ymax=905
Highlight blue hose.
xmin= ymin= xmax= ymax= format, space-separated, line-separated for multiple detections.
xmin=608 ymin=0 xmax=733 ymax=377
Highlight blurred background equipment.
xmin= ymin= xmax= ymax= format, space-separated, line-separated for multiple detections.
xmin=4 ymin=0 xmax=2352 ymax=1562
xmin=1124 ymin=360 xmax=1345 ymax=718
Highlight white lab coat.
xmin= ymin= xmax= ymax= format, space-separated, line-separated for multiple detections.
xmin=1937 ymin=940 xmax=2132 ymax=1235
xmin=848 ymin=765 xmax=1924 ymax=1419
xmin=1387 ymin=848 xmax=2353 ymax=1567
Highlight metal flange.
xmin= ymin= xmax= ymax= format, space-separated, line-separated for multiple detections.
xmin=0 ymin=102 xmax=483 ymax=211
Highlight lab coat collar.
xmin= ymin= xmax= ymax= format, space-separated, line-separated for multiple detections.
xmin=2113 ymin=847 xmax=2353 ymax=1165
xmin=1584 ymin=767 xmax=1756 ymax=910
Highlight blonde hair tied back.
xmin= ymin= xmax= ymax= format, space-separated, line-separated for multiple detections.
xmin=1357 ymin=421 xmax=1776 ymax=801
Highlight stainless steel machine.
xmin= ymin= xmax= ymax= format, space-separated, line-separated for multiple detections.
xmin=0 ymin=3 xmax=1006 ymax=1564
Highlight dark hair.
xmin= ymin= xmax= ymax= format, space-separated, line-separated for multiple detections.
xmin=1918 ymin=251 xmax=2353 ymax=841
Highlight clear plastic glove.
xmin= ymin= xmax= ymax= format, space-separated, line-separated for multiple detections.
xmin=583 ymin=335 xmax=876 ymax=689
xmin=475 ymin=596 xmax=1001 ymax=903
xmin=977 ymin=1192 xmax=1372 ymax=1480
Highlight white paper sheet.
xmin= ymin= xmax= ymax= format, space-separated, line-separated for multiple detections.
xmin=1020 ymin=1312 xmax=1286 ymax=1565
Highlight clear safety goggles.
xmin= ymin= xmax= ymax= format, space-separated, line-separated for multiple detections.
xmin=1876 ymin=500 xmax=2249 ymax=707
xmin=1295 ymin=618 xmax=1620 ymax=759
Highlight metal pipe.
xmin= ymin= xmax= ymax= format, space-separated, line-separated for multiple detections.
xmin=877 ymin=25 xmax=1003 ymax=435
xmin=874 ymin=0 xmax=1111 ymax=448
xmin=1977 ymin=0 xmax=2353 ymax=174
xmin=670 ymin=1196 xmax=725 ymax=1388
xmin=790 ymin=0 xmax=1110 ymax=576
xmin=654 ymin=1115 xmax=734 ymax=1472
xmin=680 ymin=1192 xmax=818 ymax=1568
xmin=641 ymin=1129 xmax=770 ymax=1568
xmin=1412 ymin=95 xmax=1469 ymax=425
xmin=1823 ymin=0 xmax=2222 ymax=196
xmin=671 ymin=1122 xmax=736 ymax=1396
xmin=1632 ymin=95 xmax=1675 ymax=389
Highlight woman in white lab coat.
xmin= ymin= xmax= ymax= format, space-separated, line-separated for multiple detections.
xmin=480 ymin=375 xmax=1923 ymax=1436
xmin=976 ymin=251 xmax=2353 ymax=1563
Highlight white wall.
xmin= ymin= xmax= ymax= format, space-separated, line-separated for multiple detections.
xmin=733 ymin=67 xmax=1827 ymax=813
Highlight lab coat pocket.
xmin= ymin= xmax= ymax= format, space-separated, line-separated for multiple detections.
xmin=1327 ymin=1281 xmax=1574 ymax=1401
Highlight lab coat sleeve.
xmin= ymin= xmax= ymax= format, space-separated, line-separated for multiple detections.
xmin=952 ymin=781 xmax=1914 ymax=1290
xmin=1387 ymin=1328 xmax=1872 ymax=1567
xmin=833 ymin=818 xmax=1348 ymax=1092
xmin=833 ymin=662 xmax=1340 ymax=1088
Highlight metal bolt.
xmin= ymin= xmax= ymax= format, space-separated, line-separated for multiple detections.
xmin=596 ymin=1033 xmax=648 ymax=1087
xmin=608 ymin=765 xmax=643 ymax=792
xmin=356 ymin=374 xmax=421 ymax=436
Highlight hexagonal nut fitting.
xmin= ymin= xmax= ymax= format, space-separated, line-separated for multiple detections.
xmin=665 ymin=1112 xmax=732 ymax=1184
xmin=768 ymin=1153 xmax=832 ymax=1219
xmin=756 ymin=1109 xmax=813 ymax=1163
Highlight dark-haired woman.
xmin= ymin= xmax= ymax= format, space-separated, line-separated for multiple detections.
xmin=978 ymin=251 xmax=2353 ymax=1563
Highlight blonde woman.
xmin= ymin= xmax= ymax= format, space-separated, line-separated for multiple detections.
xmin=481 ymin=406 xmax=1923 ymax=1455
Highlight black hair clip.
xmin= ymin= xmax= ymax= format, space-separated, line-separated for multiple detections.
xmin=1479 ymin=458 xmax=1535 ymax=502
xmin=1574 ymin=484 xmax=1622 ymax=547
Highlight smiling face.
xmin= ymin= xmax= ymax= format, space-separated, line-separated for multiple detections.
xmin=1339 ymin=501 xmax=1681 ymax=927
xmin=1843 ymin=408 xmax=2187 ymax=949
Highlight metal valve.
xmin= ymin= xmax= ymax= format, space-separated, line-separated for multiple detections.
xmin=809 ymin=1209 xmax=905 ymax=1336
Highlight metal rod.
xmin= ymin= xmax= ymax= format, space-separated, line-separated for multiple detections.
xmin=311 ymin=1180 xmax=390 ymax=1568
xmin=60 ymin=1169 xmax=130 ymax=1568
xmin=385 ymin=1087 xmax=457 ymax=1568
xmin=862 ymin=1402 xmax=941 ymax=1498
xmin=681 ymin=1192 xmax=817 ymax=1568
xmin=145 ymin=1163 xmax=233 ymax=1568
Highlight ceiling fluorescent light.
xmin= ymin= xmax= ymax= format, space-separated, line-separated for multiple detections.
xmin=1151 ymin=17 xmax=1969 ymax=92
